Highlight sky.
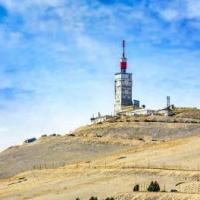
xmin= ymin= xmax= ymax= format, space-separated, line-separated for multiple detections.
xmin=0 ymin=0 xmax=200 ymax=150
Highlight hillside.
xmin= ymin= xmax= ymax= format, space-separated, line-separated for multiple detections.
xmin=1 ymin=114 xmax=200 ymax=179
xmin=1 ymin=111 xmax=200 ymax=199
xmin=0 ymin=135 xmax=130 ymax=179
xmin=1 ymin=135 xmax=200 ymax=200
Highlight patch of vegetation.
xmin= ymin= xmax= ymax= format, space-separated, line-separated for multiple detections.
xmin=68 ymin=133 xmax=75 ymax=137
xmin=117 ymin=156 xmax=126 ymax=160
xmin=133 ymin=184 xmax=139 ymax=191
xmin=41 ymin=134 xmax=47 ymax=137
xmin=50 ymin=133 xmax=57 ymax=136
xmin=171 ymin=189 xmax=178 ymax=192
xmin=75 ymin=197 xmax=115 ymax=200
xmin=89 ymin=197 xmax=98 ymax=200
xmin=137 ymin=137 xmax=144 ymax=141
xmin=147 ymin=181 xmax=160 ymax=192
xmin=96 ymin=134 xmax=102 ymax=137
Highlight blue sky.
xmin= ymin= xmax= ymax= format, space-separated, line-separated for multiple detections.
xmin=0 ymin=0 xmax=200 ymax=150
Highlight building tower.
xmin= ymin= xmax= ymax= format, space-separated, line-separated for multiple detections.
xmin=114 ymin=40 xmax=133 ymax=114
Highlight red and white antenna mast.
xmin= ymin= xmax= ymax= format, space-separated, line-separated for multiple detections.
xmin=120 ymin=40 xmax=127 ymax=73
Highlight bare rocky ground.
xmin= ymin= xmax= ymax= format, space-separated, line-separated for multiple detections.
xmin=1 ymin=110 xmax=200 ymax=200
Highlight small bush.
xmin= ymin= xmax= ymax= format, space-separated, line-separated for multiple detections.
xmin=68 ymin=133 xmax=75 ymax=136
xmin=105 ymin=198 xmax=115 ymax=200
xmin=96 ymin=134 xmax=102 ymax=137
xmin=89 ymin=197 xmax=98 ymax=200
xmin=133 ymin=184 xmax=139 ymax=191
xmin=41 ymin=134 xmax=47 ymax=137
xmin=147 ymin=181 xmax=160 ymax=192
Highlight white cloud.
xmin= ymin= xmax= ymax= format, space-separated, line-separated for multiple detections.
xmin=151 ymin=0 xmax=200 ymax=22
xmin=159 ymin=9 xmax=180 ymax=21
xmin=0 ymin=0 xmax=63 ymax=11
xmin=186 ymin=0 xmax=200 ymax=19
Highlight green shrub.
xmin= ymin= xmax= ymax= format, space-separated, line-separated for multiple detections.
xmin=89 ymin=197 xmax=98 ymax=200
xmin=147 ymin=181 xmax=160 ymax=192
xmin=133 ymin=184 xmax=139 ymax=191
